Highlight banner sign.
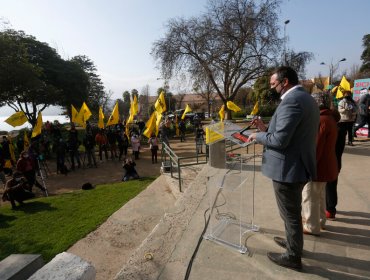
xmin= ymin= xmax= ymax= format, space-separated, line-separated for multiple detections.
xmin=353 ymin=78 xmax=370 ymax=101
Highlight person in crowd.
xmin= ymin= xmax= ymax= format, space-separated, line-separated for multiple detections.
xmin=85 ymin=120 xmax=93 ymax=136
xmin=117 ymin=129 xmax=129 ymax=161
xmin=301 ymin=91 xmax=338 ymax=236
xmin=16 ymin=150 xmax=47 ymax=195
xmin=148 ymin=133 xmax=159 ymax=164
xmin=95 ymin=129 xmax=109 ymax=161
xmin=67 ymin=123 xmax=81 ymax=170
xmin=353 ymin=87 xmax=370 ymax=138
xmin=56 ymin=138 xmax=68 ymax=175
xmin=160 ymin=118 xmax=170 ymax=147
xmin=193 ymin=114 xmax=200 ymax=131
xmin=195 ymin=124 xmax=205 ymax=153
xmin=131 ymin=134 xmax=140 ymax=160
xmin=137 ymin=119 xmax=146 ymax=136
xmin=83 ymin=131 xmax=97 ymax=168
xmin=122 ymin=158 xmax=139 ymax=181
xmin=2 ymin=171 xmax=35 ymax=209
xmin=1 ymin=135 xmax=14 ymax=176
xmin=325 ymin=96 xmax=346 ymax=221
xmin=107 ymin=127 xmax=118 ymax=160
xmin=338 ymin=91 xmax=357 ymax=146
xmin=178 ymin=119 xmax=186 ymax=142
xmin=0 ymin=147 xmax=6 ymax=187
xmin=16 ymin=136 xmax=24 ymax=156
xmin=248 ymin=66 xmax=319 ymax=270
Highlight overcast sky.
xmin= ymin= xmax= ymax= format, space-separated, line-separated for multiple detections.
xmin=1 ymin=0 xmax=369 ymax=103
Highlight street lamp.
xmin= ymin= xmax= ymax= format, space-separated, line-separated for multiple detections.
xmin=320 ymin=58 xmax=346 ymax=85
xmin=283 ymin=20 xmax=290 ymax=65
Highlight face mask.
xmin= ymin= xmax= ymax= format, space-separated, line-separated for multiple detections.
xmin=270 ymin=81 xmax=283 ymax=95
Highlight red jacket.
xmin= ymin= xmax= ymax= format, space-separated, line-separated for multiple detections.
xmin=316 ymin=109 xmax=338 ymax=182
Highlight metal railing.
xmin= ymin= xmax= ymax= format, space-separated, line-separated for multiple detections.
xmin=161 ymin=142 xmax=208 ymax=192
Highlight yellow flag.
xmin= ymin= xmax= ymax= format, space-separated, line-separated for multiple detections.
xmin=98 ymin=106 xmax=105 ymax=129
xmin=132 ymin=95 xmax=139 ymax=116
xmin=31 ymin=112 xmax=43 ymax=138
xmin=75 ymin=102 xmax=92 ymax=126
xmin=71 ymin=105 xmax=79 ymax=123
xmin=226 ymin=101 xmax=241 ymax=112
xmin=219 ymin=105 xmax=225 ymax=121
xmin=155 ymin=111 xmax=162 ymax=136
xmin=107 ymin=102 xmax=119 ymax=126
xmin=143 ymin=111 xmax=157 ymax=138
xmin=24 ymin=131 xmax=30 ymax=151
xmin=336 ymin=76 xmax=351 ymax=99
xmin=250 ymin=101 xmax=259 ymax=115
xmin=5 ymin=111 xmax=27 ymax=127
xmin=181 ymin=104 xmax=192 ymax=120
xmin=155 ymin=91 xmax=167 ymax=114
xmin=125 ymin=121 xmax=130 ymax=138
xmin=205 ymin=123 xmax=224 ymax=144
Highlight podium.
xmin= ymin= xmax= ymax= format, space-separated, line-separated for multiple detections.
xmin=204 ymin=121 xmax=259 ymax=254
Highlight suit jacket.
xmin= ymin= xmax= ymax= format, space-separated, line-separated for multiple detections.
xmin=256 ymin=86 xmax=319 ymax=183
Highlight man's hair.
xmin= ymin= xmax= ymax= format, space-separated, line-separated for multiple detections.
xmin=274 ymin=66 xmax=299 ymax=86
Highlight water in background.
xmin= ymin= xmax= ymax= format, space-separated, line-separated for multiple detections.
xmin=0 ymin=115 xmax=70 ymax=133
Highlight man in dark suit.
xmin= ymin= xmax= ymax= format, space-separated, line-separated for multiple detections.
xmin=249 ymin=66 xmax=319 ymax=270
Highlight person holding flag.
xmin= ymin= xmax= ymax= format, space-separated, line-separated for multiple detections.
xmin=148 ymin=133 xmax=159 ymax=164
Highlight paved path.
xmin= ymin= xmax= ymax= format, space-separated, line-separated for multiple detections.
xmin=114 ymin=140 xmax=370 ymax=280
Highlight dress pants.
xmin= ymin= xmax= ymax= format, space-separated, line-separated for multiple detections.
xmin=326 ymin=179 xmax=338 ymax=214
xmin=302 ymin=181 xmax=326 ymax=234
xmin=273 ymin=180 xmax=304 ymax=258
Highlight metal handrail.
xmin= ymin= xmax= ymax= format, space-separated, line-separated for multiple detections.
xmin=161 ymin=142 xmax=208 ymax=192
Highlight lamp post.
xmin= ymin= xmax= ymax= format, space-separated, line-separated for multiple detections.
xmin=283 ymin=19 xmax=290 ymax=65
xmin=320 ymin=58 xmax=346 ymax=85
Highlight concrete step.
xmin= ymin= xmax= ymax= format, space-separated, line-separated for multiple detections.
xmin=0 ymin=254 xmax=44 ymax=280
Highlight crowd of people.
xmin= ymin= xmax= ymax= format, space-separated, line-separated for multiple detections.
xmin=0 ymin=115 xmax=207 ymax=209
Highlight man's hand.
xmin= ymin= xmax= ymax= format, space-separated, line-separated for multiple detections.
xmin=248 ymin=132 xmax=257 ymax=142
xmin=251 ymin=117 xmax=267 ymax=132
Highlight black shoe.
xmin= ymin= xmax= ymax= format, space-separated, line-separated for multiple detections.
xmin=273 ymin=236 xmax=287 ymax=249
xmin=267 ymin=252 xmax=302 ymax=270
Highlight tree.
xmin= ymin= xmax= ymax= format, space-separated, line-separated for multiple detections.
xmin=152 ymin=0 xmax=282 ymax=119
xmin=140 ymin=85 xmax=150 ymax=119
xmin=193 ymin=74 xmax=217 ymax=115
xmin=71 ymin=55 xmax=108 ymax=117
xmin=360 ymin=34 xmax=370 ymax=76
xmin=0 ymin=29 xmax=89 ymax=126
xmin=284 ymin=50 xmax=313 ymax=80
xmin=121 ymin=91 xmax=131 ymax=119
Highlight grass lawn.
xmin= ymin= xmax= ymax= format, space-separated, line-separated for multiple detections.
xmin=0 ymin=176 xmax=156 ymax=262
